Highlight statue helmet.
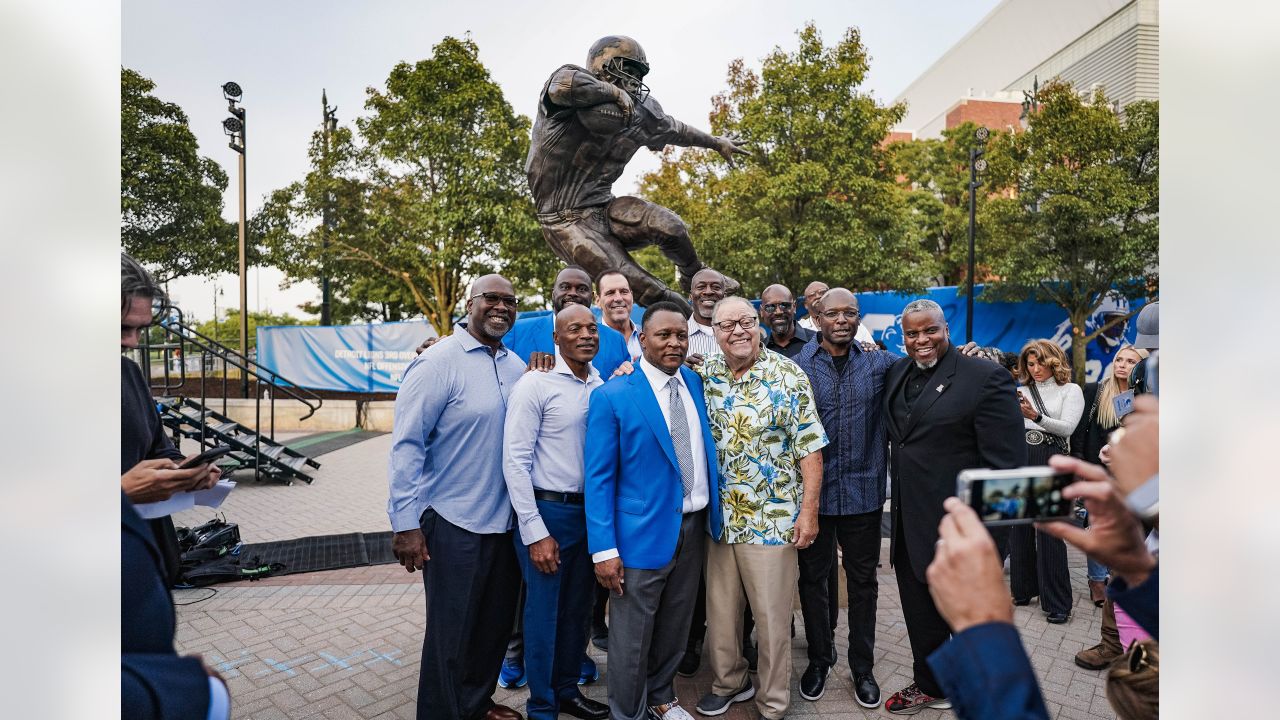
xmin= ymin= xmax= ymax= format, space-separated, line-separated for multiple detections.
xmin=587 ymin=35 xmax=650 ymax=101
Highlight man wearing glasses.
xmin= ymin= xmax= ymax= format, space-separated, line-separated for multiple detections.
xmin=791 ymin=288 xmax=901 ymax=708
xmin=388 ymin=275 xmax=528 ymax=720
xmin=693 ymin=297 xmax=827 ymax=720
xmin=760 ymin=284 xmax=815 ymax=359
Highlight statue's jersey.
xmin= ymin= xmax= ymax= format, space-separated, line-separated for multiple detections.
xmin=525 ymin=65 xmax=693 ymax=214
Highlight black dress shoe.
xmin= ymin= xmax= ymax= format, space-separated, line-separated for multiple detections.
xmin=852 ymin=672 xmax=880 ymax=708
xmin=1046 ymin=611 xmax=1070 ymax=624
xmin=1013 ymin=597 xmax=1034 ymax=606
xmin=561 ymin=693 xmax=609 ymax=720
xmin=591 ymin=632 xmax=609 ymax=651
xmin=799 ymin=663 xmax=830 ymax=701
xmin=744 ymin=642 xmax=758 ymax=674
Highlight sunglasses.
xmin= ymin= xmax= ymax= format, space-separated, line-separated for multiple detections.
xmin=761 ymin=302 xmax=793 ymax=312
xmin=471 ymin=292 xmax=519 ymax=308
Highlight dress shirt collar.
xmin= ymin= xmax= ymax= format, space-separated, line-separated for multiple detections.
xmin=454 ymin=323 xmax=511 ymax=358
xmin=553 ymin=348 xmax=601 ymax=384
xmin=639 ymin=355 xmax=685 ymax=395
xmin=688 ymin=316 xmax=716 ymax=339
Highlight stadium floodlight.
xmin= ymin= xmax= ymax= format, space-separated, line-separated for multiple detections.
xmin=222 ymin=81 xmax=243 ymax=102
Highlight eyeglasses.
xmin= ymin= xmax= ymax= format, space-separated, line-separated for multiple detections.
xmin=713 ymin=316 xmax=759 ymax=332
xmin=761 ymin=302 xmax=793 ymax=312
xmin=820 ymin=309 xmax=860 ymax=320
xmin=471 ymin=292 xmax=518 ymax=308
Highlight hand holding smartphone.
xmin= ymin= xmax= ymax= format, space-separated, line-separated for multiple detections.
xmin=958 ymin=466 xmax=1078 ymax=526
xmin=179 ymin=445 xmax=234 ymax=470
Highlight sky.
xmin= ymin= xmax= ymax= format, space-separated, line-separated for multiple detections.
xmin=122 ymin=0 xmax=1003 ymax=323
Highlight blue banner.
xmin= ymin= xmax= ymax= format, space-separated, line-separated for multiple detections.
xmin=256 ymin=320 xmax=436 ymax=393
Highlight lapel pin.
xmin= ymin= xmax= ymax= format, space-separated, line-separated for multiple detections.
xmin=936 ymin=384 xmax=946 ymax=393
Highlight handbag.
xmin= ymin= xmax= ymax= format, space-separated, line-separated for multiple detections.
xmin=1026 ymin=382 xmax=1071 ymax=454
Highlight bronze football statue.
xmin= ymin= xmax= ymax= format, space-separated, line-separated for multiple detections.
xmin=525 ymin=35 xmax=748 ymax=311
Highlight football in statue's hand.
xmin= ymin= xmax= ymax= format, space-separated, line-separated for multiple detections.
xmin=577 ymin=103 xmax=628 ymax=136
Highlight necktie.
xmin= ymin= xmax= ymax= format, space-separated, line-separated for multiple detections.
xmin=667 ymin=377 xmax=695 ymax=498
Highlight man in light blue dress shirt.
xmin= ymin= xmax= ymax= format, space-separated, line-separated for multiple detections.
xmin=503 ymin=305 xmax=610 ymax=720
xmin=388 ymin=274 xmax=528 ymax=720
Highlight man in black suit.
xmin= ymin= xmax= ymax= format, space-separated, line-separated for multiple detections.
xmin=881 ymin=299 xmax=1026 ymax=715
xmin=123 ymin=491 xmax=230 ymax=719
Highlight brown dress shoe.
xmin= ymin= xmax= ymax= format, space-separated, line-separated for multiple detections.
xmin=484 ymin=705 xmax=523 ymax=720
xmin=1088 ymin=579 xmax=1107 ymax=607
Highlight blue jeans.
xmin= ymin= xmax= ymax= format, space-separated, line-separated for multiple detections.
xmin=1087 ymin=556 xmax=1109 ymax=583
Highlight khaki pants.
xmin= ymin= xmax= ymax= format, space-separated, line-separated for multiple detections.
xmin=706 ymin=541 xmax=798 ymax=720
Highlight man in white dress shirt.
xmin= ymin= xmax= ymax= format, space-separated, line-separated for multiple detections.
xmin=503 ymin=305 xmax=610 ymax=720
xmin=686 ymin=268 xmax=727 ymax=361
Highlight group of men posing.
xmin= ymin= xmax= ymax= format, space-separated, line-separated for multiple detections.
xmin=388 ymin=266 xmax=1027 ymax=720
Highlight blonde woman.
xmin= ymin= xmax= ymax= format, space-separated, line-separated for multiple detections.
xmin=1010 ymin=340 xmax=1084 ymax=624
xmin=1072 ymin=346 xmax=1149 ymax=602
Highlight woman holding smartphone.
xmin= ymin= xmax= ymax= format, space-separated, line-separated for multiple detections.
xmin=1072 ymin=346 xmax=1148 ymax=604
xmin=1010 ymin=340 xmax=1084 ymax=623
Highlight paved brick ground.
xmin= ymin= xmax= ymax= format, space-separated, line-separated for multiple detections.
xmin=172 ymin=435 xmax=1117 ymax=719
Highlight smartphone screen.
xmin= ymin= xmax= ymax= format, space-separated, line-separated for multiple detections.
xmin=1113 ymin=389 xmax=1136 ymax=422
xmin=961 ymin=470 xmax=1076 ymax=526
xmin=179 ymin=445 xmax=233 ymax=469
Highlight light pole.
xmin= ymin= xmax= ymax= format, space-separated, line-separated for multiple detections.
xmin=222 ymin=81 xmax=248 ymax=397
xmin=320 ymin=90 xmax=338 ymax=326
xmin=966 ymin=125 xmax=989 ymax=344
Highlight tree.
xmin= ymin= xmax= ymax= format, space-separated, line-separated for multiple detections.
xmin=981 ymin=80 xmax=1158 ymax=384
xmin=886 ymin=122 xmax=999 ymax=287
xmin=638 ymin=24 xmax=929 ymax=296
xmin=258 ymin=36 xmax=557 ymax=335
xmin=121 ymin=67 xmax=236 ymax=281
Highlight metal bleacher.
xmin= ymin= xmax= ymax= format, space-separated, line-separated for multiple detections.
xmin=130 ymin=307 xmax=322 ymax=485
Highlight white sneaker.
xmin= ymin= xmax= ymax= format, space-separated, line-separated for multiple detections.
xmin=649 ymin=699 xmax=697 ymax=720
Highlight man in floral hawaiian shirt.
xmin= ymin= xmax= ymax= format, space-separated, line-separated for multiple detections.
xmin=691 ymin=296 xmax=828 ymax=720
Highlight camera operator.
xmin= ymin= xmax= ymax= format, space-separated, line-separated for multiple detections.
xmin=924 ymin=407 xmax=1159 ymax=719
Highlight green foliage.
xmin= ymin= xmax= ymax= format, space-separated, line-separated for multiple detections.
xmin=638 ymin=24 xmax=929 ymax=297
xmin=980 ymin=80 xmax=1159 ymax=383
xmin=121 ymin=67 xmax=237 ymax=282
xmin=194 ymin=308 xmax=316 ymax=352
xmin=886 ymin=122 xmax=998 ymax=286
xmin=255 ymin=36 xmax=558 ymax=334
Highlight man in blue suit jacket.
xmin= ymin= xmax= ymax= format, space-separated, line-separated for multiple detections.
xmin=505 ymin=266 xmax=632 ymax=378
xmin=584 ymin=301 xmax=722 ymax=720
xmin=122 ymin=491 xmax=230 ymax=720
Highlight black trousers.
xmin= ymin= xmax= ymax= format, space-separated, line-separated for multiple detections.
xmin=1009 ymin=440 xmax=1073 ymax=615
xmin=1009 ymin=526 xmax=1072 ymax=614
xmin=417 ymin=510 xmax=521 ymax=720
xmin=892 ymin=511 xmax=951 ymax=698
xmin=797 ymin=509 xmax=882 ymax=672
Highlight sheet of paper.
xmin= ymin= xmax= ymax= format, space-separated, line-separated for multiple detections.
xmin=132 ymin=480 xmax=236 ymax=519
xmin=193 ymin=480 xmax=236 ymax=509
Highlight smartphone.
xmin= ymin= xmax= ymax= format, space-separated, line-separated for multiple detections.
xmin=179 ymin=445 xmax=234 ymax=469
xmin=1113 ymin=389 xmax=1136 ymax=422
xmin=957 ymin=466 xmax=1078 ymax=526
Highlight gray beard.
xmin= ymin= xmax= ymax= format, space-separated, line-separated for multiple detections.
xmin=914 ymin=358 xmax=938 ymax=370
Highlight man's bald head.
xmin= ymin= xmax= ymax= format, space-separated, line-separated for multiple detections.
xmin=760 ymin=284 xmax=797 ymax=337
xmin=814 ymin=287 xmax=860 ymax=350
xmin=689 ymin=268 xmax=727 ymax=323
xmin=553 ymin=303 xmax=599 ymax=366
xmin=466 ymin=274 xmax=516 ymax=343
xmin=803 ymin=281 xmax=829 ymax=316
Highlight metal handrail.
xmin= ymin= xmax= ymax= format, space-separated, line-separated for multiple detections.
xmin=153 ymin=308 xmax=324 ymax=423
